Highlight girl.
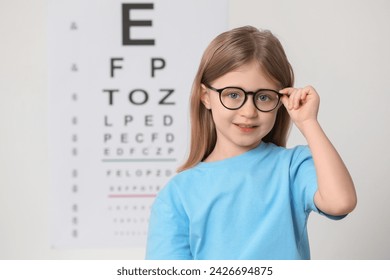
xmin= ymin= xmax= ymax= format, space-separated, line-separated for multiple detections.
xmin=145 ymin=26 xmax=357 ymax=260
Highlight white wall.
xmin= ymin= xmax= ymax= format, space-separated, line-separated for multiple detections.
xmin=1 ymin=0 xmax=389 ymax=259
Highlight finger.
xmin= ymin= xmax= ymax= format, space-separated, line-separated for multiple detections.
xmin=280 ymin=94 xmax=289 ymax=109
xmin=279 ymin=87 xmax=294 ymax=96
xmin=296 ymin=89 xmax=305 ymax=109
xmin=278 ymin=88 xmax=290 ymax=109
xmin=298 ymin=88 xmax=309 ymax=108
xmin=300 ymin=87 xmax=310 ymax=104
xmin=299 ymin=87 xmax=313 ymax=105
xmin=279 ymin=87 xmax=302 ymax=110
xmin=301 ymin=88 xmax=309 ymax=101
xmin=290 ymin=88 xmax=299 ymax=110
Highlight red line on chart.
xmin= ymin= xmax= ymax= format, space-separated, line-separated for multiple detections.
xmin=108 ymin=194 xmax=157 ymax=198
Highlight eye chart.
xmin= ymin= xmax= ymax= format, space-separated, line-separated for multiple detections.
xmin=48 ymin=0 xmax=227 ymax=248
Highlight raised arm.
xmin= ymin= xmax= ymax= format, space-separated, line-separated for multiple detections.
xmin=280 ymin=86 xmax=357 ymax=216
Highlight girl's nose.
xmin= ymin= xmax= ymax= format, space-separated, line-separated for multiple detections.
xmin=239 ymin=97 xmax=258 ymax=118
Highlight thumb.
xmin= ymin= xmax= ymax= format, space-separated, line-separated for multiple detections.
xmin=279 ymin=94 xmax=289 ymax=109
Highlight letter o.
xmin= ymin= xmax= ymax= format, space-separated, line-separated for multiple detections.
xmin=129 ymin=89 xmax=149 ymax=105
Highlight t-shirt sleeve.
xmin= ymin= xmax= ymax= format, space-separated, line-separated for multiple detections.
xmin=145 ymin=184 xmax=192 ymax=260
xmin=290 ymin=146 xmax=346 ymax=220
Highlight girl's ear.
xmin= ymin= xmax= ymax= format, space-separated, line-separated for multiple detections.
xmin=200 ymin=84 xmax=211 ymax=109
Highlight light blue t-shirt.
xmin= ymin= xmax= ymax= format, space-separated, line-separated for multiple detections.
xmin=146 ymin=142 xmax=339 ymax=260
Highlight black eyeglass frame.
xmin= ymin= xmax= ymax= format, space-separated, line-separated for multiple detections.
xmin=204 ymin=84 xmax=282 ymax=112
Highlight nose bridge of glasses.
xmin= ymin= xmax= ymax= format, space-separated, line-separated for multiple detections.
xmin=230 ymin=89 xmax=258 ymax=110
xmin=241 ymin=91 xmax=258 ymax=111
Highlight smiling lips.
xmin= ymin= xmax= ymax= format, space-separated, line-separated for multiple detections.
xmin=235 ymin=123 xmax=258 ymax=133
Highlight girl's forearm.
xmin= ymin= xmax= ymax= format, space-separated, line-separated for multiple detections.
xmin=298 ymin=120 xmax=357 ymax=216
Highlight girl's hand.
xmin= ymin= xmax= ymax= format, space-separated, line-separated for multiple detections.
xmin=279 ymin=86 xmax=320 ymax=131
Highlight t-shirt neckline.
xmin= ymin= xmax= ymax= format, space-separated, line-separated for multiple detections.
xmin=197 ymin=141 xmax=266 ymax=168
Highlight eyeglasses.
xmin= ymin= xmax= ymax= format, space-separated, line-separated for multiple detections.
xmin=204 ymin=84 xmax=281 ymax=112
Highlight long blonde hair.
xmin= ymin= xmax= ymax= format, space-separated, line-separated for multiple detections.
xmin=178 ymin=26 xmax=294 ymax=172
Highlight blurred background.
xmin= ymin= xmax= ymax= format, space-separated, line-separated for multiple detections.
xmin=1 ymin=0 xmax=389 ymax=259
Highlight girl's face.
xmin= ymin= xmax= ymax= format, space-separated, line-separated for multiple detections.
xmin=201 ymin=60 xmax=280 ymax=161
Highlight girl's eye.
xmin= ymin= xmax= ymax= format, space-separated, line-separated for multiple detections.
xmin=228 ymin=92 xmax=241 ymax=99
xmin=222 ymin=89 xmax=243 ymax=100
xmin=257 ymin=94 xmax=270 ymax=102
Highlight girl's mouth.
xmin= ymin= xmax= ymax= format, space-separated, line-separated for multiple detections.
xmin=235 ymin=123 xmax=258 ymax=132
